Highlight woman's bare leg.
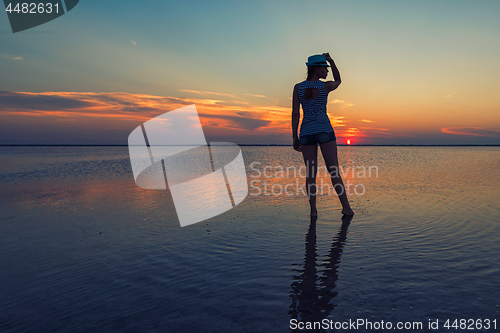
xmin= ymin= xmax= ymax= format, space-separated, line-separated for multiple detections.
xmin=301 ymin=144 xmax=318 ymax=217
xmin=319 ymin=140 xmax=354 ymax=215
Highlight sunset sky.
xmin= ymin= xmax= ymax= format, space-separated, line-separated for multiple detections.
xmin=1 ymin=0 xmax=499 ymax=145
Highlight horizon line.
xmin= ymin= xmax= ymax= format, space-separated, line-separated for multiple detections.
xmin=1 ymin=144 xmax=499 ymax=147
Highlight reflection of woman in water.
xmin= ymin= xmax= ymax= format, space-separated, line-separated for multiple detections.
xmin=292 ymin=53 xmax=354 ymax=218
xmin=289 ymin=215 xmax=352 ymax=330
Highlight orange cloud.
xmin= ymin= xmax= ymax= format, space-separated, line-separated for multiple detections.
xmin=4 ymin=91 xmax=441 ymax=145
xmin=243 ymin=93 xmax=266 ymax=98
xmin=328 ymin=99 xmax=354 ymax=108
xmin=0 ymin=91 xmax=291 ymax=137
xmin=343 ymin=127 xmax=364 ymax=137
xmin=334 ymin=126 xmax=413 ymax=140
xmin=440 ymin=127 xmax=500 ymax=137
xmin=5 ymin=90 xmax=496 ymax=145
xmin=179 ymin=89 xmax=237 ymax=98
xmin=330 ymin=116 xmax=347 ymax=127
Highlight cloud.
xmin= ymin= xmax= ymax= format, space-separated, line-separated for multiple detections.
xmin=331 ymin=116 xmax=346 ymax=127
xmin=6 ymin=91 xmax=495 ymax=145
xmin=0 ymin=91 xmax=189 ymax=121
xmin=0 ymin=91 xmax=95 ymax=111
xmin=344 ymin=127 xmax=364 ymax=136
xmin=3 ymin=90 xmax=438 ymax=143
xmin=358 ymin=127 xmax=396 ymax=137
xmin=0 ymin=91 xmax=290 ymax=139
xmin=441 ymin=127 xmax=500 ymax=137
xmin=179 ymin=89 xmax=237 ymax=98
xmin=180 ymin=90 xmax=269 ymax=100
xmin=1 ymin=53 xmax=23 ymax=60
xmin=9 ymin=91 xmax=425 ymax=144
xmin=329 ymin=99 xmax=354 ymax=108
xmin=243 ymin=93 xmax=266 ymax=98
xmin=359 ymin=127 xmax=388 ymax=131
xmin=236 ymin=111 xmax=262 ymax=118
xmin=130 ymin=40 xmax=137 ymax=45
xmin=199 ymin=113 xmax=270 ymax=130
xmin=335 ymin=126 xmax=410 ymax=139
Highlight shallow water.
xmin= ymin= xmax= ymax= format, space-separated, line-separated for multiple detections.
xmin=0 ymin=146 xmax=499 ymax=332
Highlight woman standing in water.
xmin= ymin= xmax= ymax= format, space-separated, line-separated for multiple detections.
xmin=292 ymin=53 xmax=354 ymax=218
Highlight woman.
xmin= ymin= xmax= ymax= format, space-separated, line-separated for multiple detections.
xmin=292 ymin=53 xmax=354 ymax=218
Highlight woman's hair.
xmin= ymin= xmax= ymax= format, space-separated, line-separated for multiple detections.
xmin=306 ymin=66 xmax=317 ymax=80
xmin=304 ymin=66 xmax=319 ymax=100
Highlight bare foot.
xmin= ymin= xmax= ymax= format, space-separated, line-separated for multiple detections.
xmin=342 ymin=208 xmax=354 ymax=216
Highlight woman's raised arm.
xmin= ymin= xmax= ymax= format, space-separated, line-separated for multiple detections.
xmin=323 ymin=53 xmax=341 ymax=93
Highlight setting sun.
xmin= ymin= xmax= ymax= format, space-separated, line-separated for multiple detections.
xmin=347 ymin=139 xmax=351 ymax=145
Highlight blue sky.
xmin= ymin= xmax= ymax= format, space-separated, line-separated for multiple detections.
xmin=1 ymin=0 xmax=499 ymax=144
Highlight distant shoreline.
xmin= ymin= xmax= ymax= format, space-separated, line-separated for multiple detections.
xmin=1 ymin=144 xmax=499 ymax=147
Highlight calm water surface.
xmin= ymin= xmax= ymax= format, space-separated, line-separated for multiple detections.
xmin=0 ymin=146 xmax=499 ymax=332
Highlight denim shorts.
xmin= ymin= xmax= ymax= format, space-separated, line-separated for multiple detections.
xmin=299 ymin=132 xmax=336 ymax=145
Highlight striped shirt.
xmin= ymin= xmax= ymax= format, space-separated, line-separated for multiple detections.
xmin=297 ymin=80 xmax=334 ymax=138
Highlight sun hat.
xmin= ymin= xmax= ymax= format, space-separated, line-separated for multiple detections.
xmin=306 ymin=54 xmax=330 ymax=67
